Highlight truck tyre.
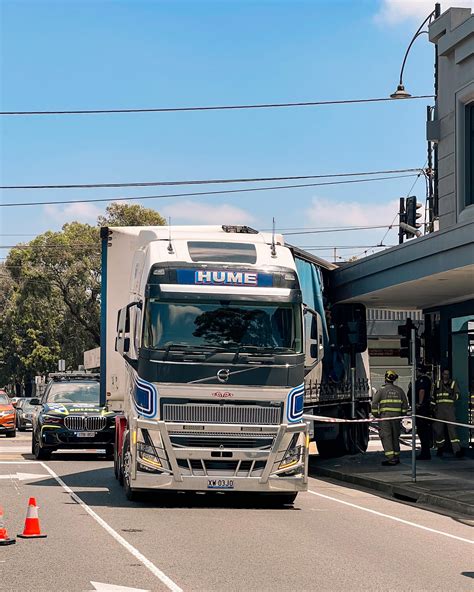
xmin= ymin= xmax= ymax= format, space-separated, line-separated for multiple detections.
xmin=122 ymin=435 xmax=140 ymax=502
xmin=265 ymin=493 xmax=298 ymax=507
xmin=315 ymin=436 xmax=345 ymax=459
xmin=33 ymin=431 xmax=52 ymax=460
xmin=105 ymin=444 xmax=114 ymax=461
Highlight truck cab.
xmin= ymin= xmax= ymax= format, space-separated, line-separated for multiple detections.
xmin=104 ymin=226 xmax=323 ymax=503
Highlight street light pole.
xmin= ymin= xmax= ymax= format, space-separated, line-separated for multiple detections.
xmin=390 ymin=4 xmax=439 ymax=99
xmin=411 ymin=327 xmax=417 ymax=483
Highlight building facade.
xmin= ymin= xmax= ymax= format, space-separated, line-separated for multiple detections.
xmin=330 ymin=7 xmax=474 ymax=448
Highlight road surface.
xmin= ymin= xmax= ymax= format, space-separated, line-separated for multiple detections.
xmin=1 ymin=433 xmax=472 ymax=592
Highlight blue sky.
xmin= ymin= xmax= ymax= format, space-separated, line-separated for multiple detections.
xmin=1 ymin=0 xmax=465 ymax=261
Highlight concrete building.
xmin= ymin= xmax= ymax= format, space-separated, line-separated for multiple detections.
xmin=330 ymin=7 xmax=474 ymax=447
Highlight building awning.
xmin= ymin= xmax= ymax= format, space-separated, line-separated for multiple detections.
xmin=330 ymin=220 xmax=474 ymax=310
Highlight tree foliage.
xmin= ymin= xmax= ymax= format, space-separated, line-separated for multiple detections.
xmin=98 ymin=202 xmax=166 ymax=227
xmin=0 ymin=203 xmax=165 ymax=389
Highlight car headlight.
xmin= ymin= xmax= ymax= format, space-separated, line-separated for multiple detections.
xmin=42 ymin=414 xmax=63 ymax=424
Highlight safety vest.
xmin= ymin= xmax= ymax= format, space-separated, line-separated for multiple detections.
xmin=433 ymin=380 xmax=459 ymax=404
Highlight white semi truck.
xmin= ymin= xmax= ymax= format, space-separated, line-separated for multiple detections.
xmin=100 ymin=225 xmax=370 ymax=503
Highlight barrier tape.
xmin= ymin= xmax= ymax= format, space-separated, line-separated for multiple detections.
xmin=303 ymin=413 xmax=473 ymax=430
xmin=415 ymin=414 xmax=474 ymax=430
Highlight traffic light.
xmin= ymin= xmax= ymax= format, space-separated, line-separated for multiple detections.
xmin=398 ymin=318 xmax=413 ymax=359
xmin=405 ymin=196 xmax=423 ymax=234
xmin=331 ymin=303 xmax=367 ymax=354
xmin=397 ymin=318 xmax=421 ymax=363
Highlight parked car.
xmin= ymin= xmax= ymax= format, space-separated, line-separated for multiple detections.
xmin=0 ymin=393 xmax=16 ymax=438
xmin=16 ymin=398 xmax=35 ymax=431
xmin=30 ymin=373 xmax=116 ymax=460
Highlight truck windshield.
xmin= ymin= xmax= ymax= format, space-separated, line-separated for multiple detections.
xmin=46 ymin=382 xmax=100 ymax=404
xmin=143 ymin=300 xmax=302 ymax=353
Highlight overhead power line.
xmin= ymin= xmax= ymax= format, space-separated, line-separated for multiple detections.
xmin=0 ymin=167 xmax=422 ymax=191
xmin=282 ymin=225 xmax=399 ymax=235
xmin=0 ymin=95 xmax=434 ymax=117
xmin=0 ymin=173 xmax=418 ymax=208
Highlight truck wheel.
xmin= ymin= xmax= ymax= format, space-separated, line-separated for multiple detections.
xmin=315 ymin=437 xmax=345 ymax=459
xmin=122 ymin=435 xmax=140 ymax=502
xmin=33 ymin=432 xmax=52 ymax=460
xmin=105 ymin=444 xmax=114 ymax=461
xmin=264 ymin=493 xmax=298 ymax=507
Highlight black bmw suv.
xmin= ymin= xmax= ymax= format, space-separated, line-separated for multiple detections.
xmin=31 ymin=373 xmax=116 ymax=460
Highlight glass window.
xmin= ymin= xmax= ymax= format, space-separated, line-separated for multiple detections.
xmin=143 ymin=300 xmax=302 ymax=353
xmin=0 ymin=394 xmax=9 ymax=404
xmin=187 ymin=241 xmax=257 ymax=264
xmin=466 ymin=102 xmax=474 ymax=207
xmin=46 ymin=382 xmax=100 ymax=404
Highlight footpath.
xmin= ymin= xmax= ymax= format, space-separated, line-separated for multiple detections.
xmin=309 ymin=447 xmax=474 ymax=518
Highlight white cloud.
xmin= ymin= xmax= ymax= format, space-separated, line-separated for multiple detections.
xmin=161 ymin=200 xmax=255 ymax=225
xmin=306 ymin=196 xmax=399 ymax=227
xmin=375 ymin=0 xmax=473 ymax=26
xmin=44 ymin=201 xmax=102 ymax=224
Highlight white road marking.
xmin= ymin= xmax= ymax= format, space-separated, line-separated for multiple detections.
xmin=89 ymin=582 xmax=150 ymax=592
xmin=307 ymin=489 xmax=474 ymax=545
xmin=39 ymin=462 xmax=183 ymax=592
xmin=0 ymin=461 xmax=38 ymax=464
xmin=0 ymin=472 xmax=47 ymax=481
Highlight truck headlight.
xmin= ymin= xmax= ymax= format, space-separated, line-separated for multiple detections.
xmin=137 ymin=443 xmax=162 ymax=469
xmin=279 ymin=435 xmax=302 ymax=470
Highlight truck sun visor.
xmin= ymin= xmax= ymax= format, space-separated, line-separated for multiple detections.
xmin=187 ymin=241 xmax=257 ymax=264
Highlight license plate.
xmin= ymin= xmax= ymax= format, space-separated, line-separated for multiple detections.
xmin=207 ymin=479 xmax=234 ymax=490
xmin=75 ymin=432 xmax=96 ymax=438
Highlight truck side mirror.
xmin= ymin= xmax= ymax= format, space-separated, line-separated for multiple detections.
xmin=304 ymin=305 xmax=324 ymax=370
xmin=116 ymin=302 xmax=140 ymax=360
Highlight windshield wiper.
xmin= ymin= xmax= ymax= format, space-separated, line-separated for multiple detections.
xmin=161 ymin=342 xmax=226 ymax=359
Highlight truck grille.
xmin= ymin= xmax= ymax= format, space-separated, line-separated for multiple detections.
xmin=64 ymin=416 xmax=107 ymax=431
xmin=169 ymin=431 xmax=275 ymax=449
xmin=162 ymin=403 xmax=281 ymax=425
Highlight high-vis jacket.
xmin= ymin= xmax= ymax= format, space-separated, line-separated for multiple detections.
xmin=431 ymin=380 xmax=460 ymax=407
xmin=372 ymin=383 xmax=409 ymax=417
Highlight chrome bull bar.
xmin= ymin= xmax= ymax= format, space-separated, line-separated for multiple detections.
xmin=131 ymin=418 xmax=309 ymax=492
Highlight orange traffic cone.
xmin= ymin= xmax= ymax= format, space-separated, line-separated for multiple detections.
xmin=0 ymin=506 xmax=16 ymax=545
xmin=18 ymin=497 xmax=47 ymax=539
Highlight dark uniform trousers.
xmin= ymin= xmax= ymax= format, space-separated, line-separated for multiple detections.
xmin=432 ymin=380 xmax=461 ymax=454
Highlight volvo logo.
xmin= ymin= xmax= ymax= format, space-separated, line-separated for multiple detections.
xmin=211 ymin=391 xmax=233 ymax=398
xmin=217 ymin=368 xmax=230 ymax=383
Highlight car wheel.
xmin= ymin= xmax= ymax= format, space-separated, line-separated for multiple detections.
xmin=6 ymin=430 xmax=16 ymax=438
xmin=122 ymin=435 xmax=140 ymax=502
xmin=33 ymin=431 xmax=52 ymax=460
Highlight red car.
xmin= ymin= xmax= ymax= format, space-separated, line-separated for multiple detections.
xmin=0 ymin=392 xmax=16 ymax=437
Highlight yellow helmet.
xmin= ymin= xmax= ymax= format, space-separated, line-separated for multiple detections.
xmin=385 ymin=369 xmax=398 ymax=383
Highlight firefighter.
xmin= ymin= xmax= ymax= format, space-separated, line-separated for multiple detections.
xmin=372 ymin=370 xmax=409 ymax=466
xmin=407 ymin=365 xmax=432 ymax=460
xmin=431 ymin=369 xmax=462 ymax=457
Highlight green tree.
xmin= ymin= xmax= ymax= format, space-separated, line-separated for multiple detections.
xmin=98 ymin=202 xmax=166 ymax=227
xmin=1 ymin=203 xmax=166 ymax=388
